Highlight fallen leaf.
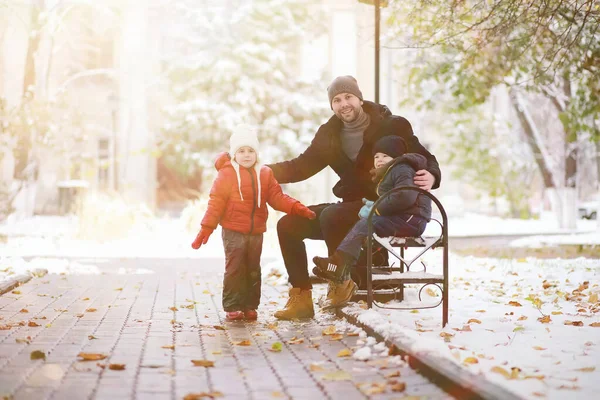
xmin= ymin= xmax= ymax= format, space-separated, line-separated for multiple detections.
xmin=88 ymin=335 xmax=97 ymax=340
xmin=16 ymin=337 xmax=31 ymax=344
xmin=564 ymin=320 xmax=584 ymax=326
xmin=169 ymin=307 xmax=178 ymax=312
xmin=85 ymin=308 xmax=97 ymax=312
xmin=463 ymin=357 xmax=479 ymax=364
xmin=357 ymin=382 xmax=386 ymax=395
xmin=309 ymin=363 xmax=325 ymax=371
xmin=27 ymin=321 xmax=40 ymax=327
xmin=386 ymin=370 xmax=401 ymax=378
xmin=19 ymin=309 xmax=28 ymax=313
xmin=346 ymin=332 xmax=360 ymax=336
xmin=590 ymin=322 xmax=600 ymax=327
xmin=270 ymin=342 xmax=282 ymax=352
xmin=508 ymin=301 xmax=522 ymax=307
xmin=322 ymin=326 xmax=337 ymax=336
xmin=453 ymin=325 xmax=472 ymax=332
xmin=12 ymin=290 xmax=21 ymax=295
xmin=533 ymin=346 xmax=546 ymax=351
xmin=410 ymin=310 xmax=419 ymax=313
xmin=321 ymin=370 xmax=351 ymax=381
xmin=513 ymin=326 xmax=525 ymax=332
xmin=468 ymin=319 xmax=482 ymax=324
xmin=191 ymin=359 xmax=215 ymax=367
xmin=30 ymin=350 xmax=46 ymax=360
xmin=77 ymin=352 xmax=107 ymax=361
xmin=590 ymin=293 xmax=598 ymax=303
xmin=213 ymin=325 xmax=226 ymax=331
xmin=518 ymin=316 xmax=528 ymax=321
xmin=109 ymin=364 xmax=125 ymax=370
xmin=82 ymin=297 xmax=90 ymax=301
xmin=491 ymin=366 xmax=511 ymax=379
xmin=211 ymin=350 xmax=221 ymax=355
xmin=390 ymin=381 xmax=406 ymax=392
xmin=287 ymin=337 xmax=304 ymax=345
xmin=183 ymin=391 xmax=224 ymax=399
xmin=337 ymin=348 xmax=352 ymax=357
xmin=234 ymin=340 xmax=251 ymax=346
xmin=439 ymin=332 xmax=455 ymax=338
xmin=329 ymin=334 xmax=344 ymax=341
xmin=574 ymin=367 xmax=595 ymax=372
xmin=161 ymin=345 xmax=175 ymax=350
xmin=551 ymin=311 xmax=563 ymax=315
xmin=531 ymin=392 xmax=546 ymax=397
xmin=538 ymin=315 xmax=551 ymax=324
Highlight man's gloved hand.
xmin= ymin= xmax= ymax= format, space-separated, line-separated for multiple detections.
xmin=358 ymin=198 xmax=375 ymax=219
xmin=291 ymin=203 xmax=317 ymax=220
xmin=191 ymin=227 xmax=214 ymax=249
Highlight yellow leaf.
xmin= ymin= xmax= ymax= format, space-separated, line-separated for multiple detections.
xmin=386 ymin=370 xmax=401 ymax=378
xmin=508 ymin=301 xmax=522 ymax=307
xmin=468 ymin=319 xmax=482 ymax=324
xmin=575 ymin=367 xmax=595 ymax=372
xmin=410 ymin=310 xmax=419 ymax=313
xmin=590 ymin=322 xmax=600 ymax=327
xmin=322 ymin=326 xmax=337 ymax=335
xmin=321 ymin=371 xmax=351 ymax=381
xmin=19 ymin=309 xmax=28 ymax=313
xmin=463 ymin=357 xmax=479 ymax=364
xmin=564 ymin=320 xmax=584 ymax=326
xmin=346 ymin=332 xmax=360 ymax=336
xmin=510 ymin=367 xmax=522 ymax=379
xmin=109 ymin=364 xmax=126 ymax=370
xmin=518 ymin=316 xmax=528 ymax=321
xmin=533 ymin=346 xmax=546 ymax=351
xmin=77 ymin=352 xmax=107 ymax=361
xmin=551 ymin=311 xmax=563 ymax=315
xmin=82 ymin=297 xmax=90 ymax=301
xmin=183 ymin=391 xmax=224 ymax=399
xmin=476 ymin=309 xmax=486 ymax=313
xmin=212 ymin=350 xmax=221 ymax=355
xmin=11 ymin=290 xmax=21 ymax=295
xmin=85 ymin=308 xmax=97 ymax=312
xmin=234 ymin=340 xmax=251 ymax=346
xmin=191 ymin=359 xmax=215 ymax=367
xmin=161 ymin=345 xmax=175 ymax=350
xmin=329 ymin=334 xmax=344 ymax=341
xmin=426 ymin=287 xmax=438 ymax=297
xmin=168 ymin=307 xmax=178 ymax=312
xmin=337 ymin=348 xmax=352 ymax=357
xmin=439 ymin=332 xmax=454 ymax=338
xmin=491 ymin=366 xmax=511 ymax=379
xmin=590 ymin=293 xmax=598 ymax=303
xmin=288 ymin=337 xmax=304 ymax=345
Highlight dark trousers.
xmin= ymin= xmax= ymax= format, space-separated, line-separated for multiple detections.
xmin=276 ymin=201 xmax=363 ymax=290
xmin=221 ymin=228 xmax=263 ymax=312
xmin=338 ymin=215 xmax=427 ymax=263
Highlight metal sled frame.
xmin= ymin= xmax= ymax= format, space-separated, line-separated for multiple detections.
xmin=366 ymin=186 xmax=449 ymax=327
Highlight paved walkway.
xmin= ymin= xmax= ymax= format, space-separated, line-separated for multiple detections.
xmin=0 ymin=258 xmax=451 ymax=399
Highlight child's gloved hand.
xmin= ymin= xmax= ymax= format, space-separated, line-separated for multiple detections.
xmin=291 ymin=203 xmax=317 ymax=220
xmin=191 ymin=227 xmax=214 ymax=249
xmin=358 ymin=198 xmax=375 ymax=219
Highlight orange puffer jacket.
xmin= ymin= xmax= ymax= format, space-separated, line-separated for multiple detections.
xmin=200 ymin=152 xmax=299 ymax=235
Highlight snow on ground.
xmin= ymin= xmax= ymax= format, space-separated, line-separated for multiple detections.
xmin=1 ymin=213 xmax=599 ymax=399
xmin=343 ymin=251 xmax=600 ymax=400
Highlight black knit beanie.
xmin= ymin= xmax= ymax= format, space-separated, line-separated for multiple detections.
xmin=327 ymin=75 xmax=363 ymax=107
xmin=372 ymin=136 xmax=407 ymax=159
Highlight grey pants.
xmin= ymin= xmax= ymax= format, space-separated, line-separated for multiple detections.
xmin=222 ymin=228 xmax=263 ymax=312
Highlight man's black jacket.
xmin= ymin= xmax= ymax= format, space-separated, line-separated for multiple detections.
xmin=268 ymin=101 xmax=441 ymax=202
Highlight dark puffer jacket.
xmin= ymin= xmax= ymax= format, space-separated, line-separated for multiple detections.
xmin=268 ymin=101 xmax=441 ymax=202
xmin=373 ymin=153 xmax=432 ymax=221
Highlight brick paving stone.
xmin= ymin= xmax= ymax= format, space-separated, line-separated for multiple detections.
xmin=0 ymin=258 xmax=455 ymax=400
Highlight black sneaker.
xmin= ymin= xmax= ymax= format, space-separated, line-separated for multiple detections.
xmin=312 ymin=252 xmax=351 ymax=283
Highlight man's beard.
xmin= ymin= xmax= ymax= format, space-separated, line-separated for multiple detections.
xmin=337 ymin=106 xmax=359 ymax=122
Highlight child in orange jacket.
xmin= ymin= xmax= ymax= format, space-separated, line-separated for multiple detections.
xmin=191 ymin=125 xmax=316 ymax=321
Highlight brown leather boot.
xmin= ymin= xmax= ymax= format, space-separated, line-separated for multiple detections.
xmin=318 ymin=279 xmax=358 ymax=311
xmin=274 ymin=288 xmax=315 ymax=320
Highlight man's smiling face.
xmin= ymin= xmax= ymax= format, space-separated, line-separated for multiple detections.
xmin=331 ymin=93 xmax=363 ymax=123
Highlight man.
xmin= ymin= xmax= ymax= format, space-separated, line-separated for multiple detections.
xmin=267 ymin=76 xmax=441 ymax=320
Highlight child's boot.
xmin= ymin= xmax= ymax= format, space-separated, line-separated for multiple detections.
xmin=312 ymin=251 xmax=354 ymax=283
xmin=226 ymin=311 xmax=245 ymax=321
xmin=274 ymin=288 xmax=315 ymax=320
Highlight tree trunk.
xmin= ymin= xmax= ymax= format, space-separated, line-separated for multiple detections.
xmin=22 ymin=0 xmax=44 ymax=99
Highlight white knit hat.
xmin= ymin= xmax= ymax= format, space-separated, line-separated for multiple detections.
xmin=229 ymin=125 xmax=262 ymax=207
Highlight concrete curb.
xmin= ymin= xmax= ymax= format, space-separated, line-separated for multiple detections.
xmin=337 ymin=308 xmax=523 ymax=400
xmin=0 ymin=268 xmax=48 ymax=296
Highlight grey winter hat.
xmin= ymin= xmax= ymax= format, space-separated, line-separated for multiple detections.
xmin=327 ymin=75 xmax=363 ymax=107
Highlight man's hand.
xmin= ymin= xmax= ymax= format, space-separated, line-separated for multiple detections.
xmin=191 ymin=227 xmax=214 ymax=249
xmin=291 ymin=203 xmax=317 ymax=220
xmin=414 ymin=170 xmax=434 ymax=191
